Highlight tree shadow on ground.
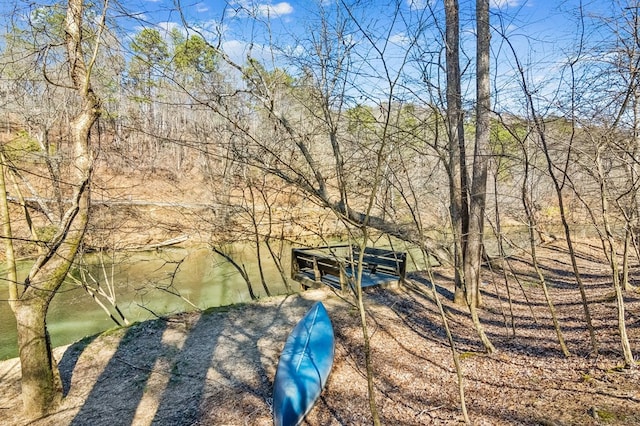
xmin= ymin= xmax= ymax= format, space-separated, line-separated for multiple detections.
xmin=192 ymin=296 xmax=321 ymax=425
xmin=149 ymin=311 xmax=226 ymax=425
xmin=58 ymin=334 xmax=98 ymax=396
xmin=69 ymin=320 xmax=168 ymax=426
xmin=390 ymin=274 xmax=586 ymax=359
xmin=54 ymin=294 xmax=323 ymax=426
xmin=150 ymin=303 xmax=296 ymax=426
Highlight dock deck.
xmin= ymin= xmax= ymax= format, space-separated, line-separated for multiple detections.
xmin=291 ymin=245 xmax=406 ymax=292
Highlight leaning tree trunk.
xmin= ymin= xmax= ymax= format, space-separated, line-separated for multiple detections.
xmin=16 ymin=193 xmax=91 ymax=418
xmin=0 ymin=157 xmax=18 ymax=304
xmin=522 ymin=176 xmax=570 ymax=357
xmin=12 ymin=0 xmax=101 ymax=418
xmin=14 ymin=295 xmax=63 ymax=416
xmin=503 ymin=34 xmax=598 ymax=355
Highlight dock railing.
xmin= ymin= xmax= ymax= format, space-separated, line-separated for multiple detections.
xmin=291 ymin=245 xmax=407 ymax=292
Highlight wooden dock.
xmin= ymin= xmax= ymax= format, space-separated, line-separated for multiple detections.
xmin=291 ymin=245 xmax=407 ymax=292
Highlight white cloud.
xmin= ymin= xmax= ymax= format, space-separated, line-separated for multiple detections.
xmin=220 ymin=39 xmax=278 ymax=70
xmin=389 ymin=32 xmax=410 ymax=46
xmin=256 ymin=2 xmax=293 ymax=17
xmin=490 ymin=0 xmax=522 ymax=8
xmin=157 ymin=21 xmax=179 ymax=34
xmin=406 ymin=0 xmax=433 ymax=10
xmin=230 ymin=1 xmax=294 ymax=18
xmin=222 ymin=39 xmax=248 ymax=65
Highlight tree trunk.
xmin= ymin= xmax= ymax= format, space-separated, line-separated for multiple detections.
xmin=465 ymin=0 xmax=490 ymax=309
xmin=458 ymin=0 xmax=494 ymax=354
xmin=0 ymin=157 xmax=18 ymax=306
xmin=444 ymin=0 xmax=468 ymax=304
xmin=247 ymin=184 xmax=271 ymax=297
xmin=502 ymin=31 xmax=598 ymax=355
xmin=352 ymin=237 xmax=382 ymax=426
xmin=13 ymin=0 xmax=101 ymax=418
xmin=15 ymin=297 xmax=62 ymax=417
xmin=622 ymin=227 xmax=631 ymax=291
xmin=595 ymin=147 xmax=634 ymax=367
xmin=519 ymin=143 xmax=570 ymax=357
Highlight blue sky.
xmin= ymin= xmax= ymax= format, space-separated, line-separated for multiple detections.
xmin=102 ymin=0 xmax=624 ymax=111
xmin=0 ymin=0 xmax=628 ymax=112
xmin=0 ymin=0 xmax=605 ymax=69
xmin=123 ymin=0 xmax=599 ymax=68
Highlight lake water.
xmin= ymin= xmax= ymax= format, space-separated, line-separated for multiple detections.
xmin=0 ymin=245 xmax=297 ymax=360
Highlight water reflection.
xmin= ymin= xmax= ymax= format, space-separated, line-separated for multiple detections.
xmin=0 ymin=245 xmax=295 ymax=360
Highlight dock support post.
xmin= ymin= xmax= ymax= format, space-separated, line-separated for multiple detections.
xmin=313 ymin=258 xmax=321 ymax=282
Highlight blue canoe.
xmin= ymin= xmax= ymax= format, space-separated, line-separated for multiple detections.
xmin=273 ymin=302 xmax=335 ymax=426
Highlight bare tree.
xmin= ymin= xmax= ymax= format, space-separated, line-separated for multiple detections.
xmin=2 ymin=0 xmax=103 ymax=418
xmin=463 ymin=0 xmax=495 ymax=352
xmin=591 ymin=139 xmax=634 ymax=366
xmin=464 ymin=0 xmax=490 ymax=308
xmin=442 ymin=0 xmax=494 ymax=353
xmin=494 ymin=110 xmax=571 ymax=356
xmin=500 ymin=22 xmax=599 ymax=356
xmin=444 ymin=0 xmax=469 ymax=305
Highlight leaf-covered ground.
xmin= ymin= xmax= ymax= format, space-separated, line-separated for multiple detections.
xmin=1 ymin=241 xmax=639 ymax=425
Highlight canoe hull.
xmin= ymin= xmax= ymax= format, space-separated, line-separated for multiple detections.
xmin=273 ymin=302 xmax=335 ymax=426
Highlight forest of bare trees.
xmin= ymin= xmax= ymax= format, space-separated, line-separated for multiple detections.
xmin=1 ymin=0 xmax=640 ymax=422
